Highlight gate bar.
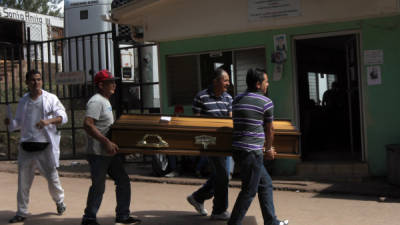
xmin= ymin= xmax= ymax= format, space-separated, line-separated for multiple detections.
xmin=40 ymin=43 xmax=45 ymax=87
xmin=97 ymin=34 xmax=102 ymax=70
xmin=18 ymin=44 xmax=23 ymax=98
xmin=47 ymin=42 xmax=53 ymax=93
xmin=11 ymin=47 xmax=16 ymax=102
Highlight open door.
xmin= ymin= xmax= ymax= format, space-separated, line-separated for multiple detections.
xmin=295 ymin=34 xmax=363 ymax=161
xmin=344 ymin=36 xmax=363 ymax=160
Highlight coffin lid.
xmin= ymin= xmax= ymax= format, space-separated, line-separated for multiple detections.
xmin=112 ymin=114 xmax=299 ymax=135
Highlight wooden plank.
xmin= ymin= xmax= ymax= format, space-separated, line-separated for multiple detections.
xmin=117 ymin=148 xmax=300 ymax=159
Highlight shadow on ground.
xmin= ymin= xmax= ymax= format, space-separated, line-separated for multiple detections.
xmin=313 ymin=192 xmax=400 ymax=203
xmin=0 ymin=210 xmax=258 ymax=225
xmin=312 ymin=180 xmax=400 ymax=201
xmin=134 ymin=210 xmax=257 ymax=225
xmin=0 ymin=211 xmax=84 ymax=225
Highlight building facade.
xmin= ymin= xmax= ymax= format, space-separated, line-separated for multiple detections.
xmin=111 ymin=0 xmax=400 ymax=176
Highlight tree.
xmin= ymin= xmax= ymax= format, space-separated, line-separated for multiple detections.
xmin=0 ymin=0 xmax=63 ymax=17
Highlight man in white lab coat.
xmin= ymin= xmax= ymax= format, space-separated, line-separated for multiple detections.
xmin=5 ymin=70 xmax=68 ymax=223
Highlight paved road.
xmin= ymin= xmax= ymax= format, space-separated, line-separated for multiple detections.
xmin=0 ymin=172 xmax=400 ymax=225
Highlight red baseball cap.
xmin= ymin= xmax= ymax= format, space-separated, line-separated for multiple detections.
xmin=94 ymin=69 xmax=119 ymax=84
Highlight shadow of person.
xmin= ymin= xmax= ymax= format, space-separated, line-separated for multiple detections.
xmin=0 ymin=210 xmax=16 ymax=224
xmin=0 ymin=211 xmax=86 ymax=225
xmin=0 ymin=210 xmax=259 ymax=225
xmin=134 ymin=210 xmax=258 ymax=225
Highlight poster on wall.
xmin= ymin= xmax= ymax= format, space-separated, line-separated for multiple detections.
xmin=273 ymin=64 xmax=283 ymax=81
xmin=367 ymin=65 xmax=382 ymax=86
xmin=271 ymin=34 xmax=287 ymax=81
xmin=274 ymin=34 xmax=287 ymax=52
xmin=248 ymin=0 xmax=301 ymax=21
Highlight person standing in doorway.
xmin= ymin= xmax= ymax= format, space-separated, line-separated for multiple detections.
xmin=228 ymin=68 xmax=288 ymax=225
xmin=187 ymin=67 xmax=232 ymax=220
xmin=5 ymin=70 xmax=68 ymax=223
xmin=81 ymin=70 xmax=140 ymax=225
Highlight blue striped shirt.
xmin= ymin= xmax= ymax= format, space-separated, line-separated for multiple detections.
xmin=232 ymin=91 xmax=274 ymax=153
xmin=192 ymin=87 xmax=232 ymax=117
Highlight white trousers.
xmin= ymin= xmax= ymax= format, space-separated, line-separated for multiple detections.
xmin=17 ymin=149 xmax=64 ymax=217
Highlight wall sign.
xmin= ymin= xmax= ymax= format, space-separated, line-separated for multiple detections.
xmin=364 ymin=49 xmax=384 ymax=65
xmin=55 ymin=71 xmax=85 ymax=85
xmin=248 ymin=0 xmax=301 ymax=21
xmin=0 ymin=6 xmax=63 ymax=27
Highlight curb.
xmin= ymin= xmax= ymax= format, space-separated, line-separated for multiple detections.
xmin=1 ymin=161 xmax=400 ymax=199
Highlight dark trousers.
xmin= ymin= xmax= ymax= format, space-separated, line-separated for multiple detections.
xmin=228 ymin=151 xmax=278 ymax=225
xmin=83 ymin=154 xmax=131 ymax=220
xmin=192 ymin=156 xmax=228 ymax=214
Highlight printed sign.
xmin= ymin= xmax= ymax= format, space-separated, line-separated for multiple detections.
xmin=248 ymin=0 xmax=301 ymax=21
xmin=364 ymin=50 xmax=384 ymax=65
xmin=55 ymin=71 xmax=85 ymax=85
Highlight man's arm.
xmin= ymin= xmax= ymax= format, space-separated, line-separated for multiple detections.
xmin=36 ymin=116 xmax=62 ymax=129
xmin=192 ymin=92 xmax=203 ymax=116
xmin=36 ymin=96 xmax=68 ymax=129
xmin=6 ymin=100 xmax=25 ymax=131
xmin=83 ymin=117 xmax=118 ymax=155
xmin=51 ymin=97 xmax=68 ymax=124
xmin=264 ymin=121 xmax=276 ymax=160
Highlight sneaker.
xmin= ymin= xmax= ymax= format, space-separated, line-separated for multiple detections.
xmin=9 ymin=215 xmax=26 ymax=223
xmin=187 ymin=195 xmax=208 ymax=216
xmin=165 ymin=171 xmax=179 ymax=178
xmin=210 ymin=211 xmax=230 ymax=220
xmin=115 ymin=216 xmax=141 ymax=225
xmin=81 ymin=219 xmax=100 ymax=225
xmin=56 ymin=202 xmax=66 ymax=215
xmin=279 ymin=219 xmax=289 ymax=225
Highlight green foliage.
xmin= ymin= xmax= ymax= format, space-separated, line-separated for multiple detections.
xmin=0 ymin=0 xmax=63 ymax=17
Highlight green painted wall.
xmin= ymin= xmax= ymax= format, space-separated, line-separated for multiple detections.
xmin=158 ymin=14 xmax=400 ymax=176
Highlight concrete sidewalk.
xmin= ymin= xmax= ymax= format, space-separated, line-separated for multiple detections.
xmin=0 ymin=159 xmax=399 ymax=199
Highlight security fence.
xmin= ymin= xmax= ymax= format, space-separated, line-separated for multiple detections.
xmin=0 ymin=28 xmax=159 ymax=160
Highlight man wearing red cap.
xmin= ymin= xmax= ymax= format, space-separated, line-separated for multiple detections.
xmin=81 ymin=70 xmax=141 ymax=225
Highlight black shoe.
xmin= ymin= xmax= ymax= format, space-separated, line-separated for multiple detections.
xmin=81 ymin=219 xmax=100 ymax=225
xmin=9 ymin=215 xmax=26 ymax=223
xmin=115 ymin=216 xmax=141 ymax=225
xmin=56 ymin=202 xmax=66 ymax=215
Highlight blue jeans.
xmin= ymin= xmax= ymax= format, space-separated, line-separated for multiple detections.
xmin=226 ymin=156 xmax=234 ymax=175
xmin=192 ymin=156 xmax=228 ymax=214
xmin=83 ymin=154 xmax=131 ymax=220
xmin=195 ymin=156 xmax=208 ymax=172
xmin=167 ymin=155 xmax=177 ymax=171
xmin=228 ymin=151 xmax=279 ymax=225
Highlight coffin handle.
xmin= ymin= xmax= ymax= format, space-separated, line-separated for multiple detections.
xmin=137 ymin=134 xmax=169 ymax=148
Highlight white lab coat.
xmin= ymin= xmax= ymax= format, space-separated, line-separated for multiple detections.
xmin=9 ymin=90 xmax=68 ymax=167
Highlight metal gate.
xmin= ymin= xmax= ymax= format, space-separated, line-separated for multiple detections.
xmin=0 ymin=27 xmax=159 ymax=160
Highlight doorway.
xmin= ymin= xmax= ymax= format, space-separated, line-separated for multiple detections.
xmin=295 ymin=34 xmax=363 ymax=161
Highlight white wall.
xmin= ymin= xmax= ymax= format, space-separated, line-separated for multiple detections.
xmin=112 ymin=0 xmax=399 ymax=42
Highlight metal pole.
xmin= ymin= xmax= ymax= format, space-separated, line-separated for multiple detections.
xmin=47 ymin=42 xmax=52 ymax=93
xmin=137 ymin=47 xmax=144 ymax=114
xmin=27 ymin=27 xmax=31 ymax=72
xmin=112 ymin=25 xmax=122 ymax=118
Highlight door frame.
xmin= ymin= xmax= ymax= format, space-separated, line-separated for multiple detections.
xmin=291 ymin=30 xmax=366 ymax=161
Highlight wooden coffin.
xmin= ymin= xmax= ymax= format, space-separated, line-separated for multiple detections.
xmin=111 ymin=114 xmax=300 ymax=159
